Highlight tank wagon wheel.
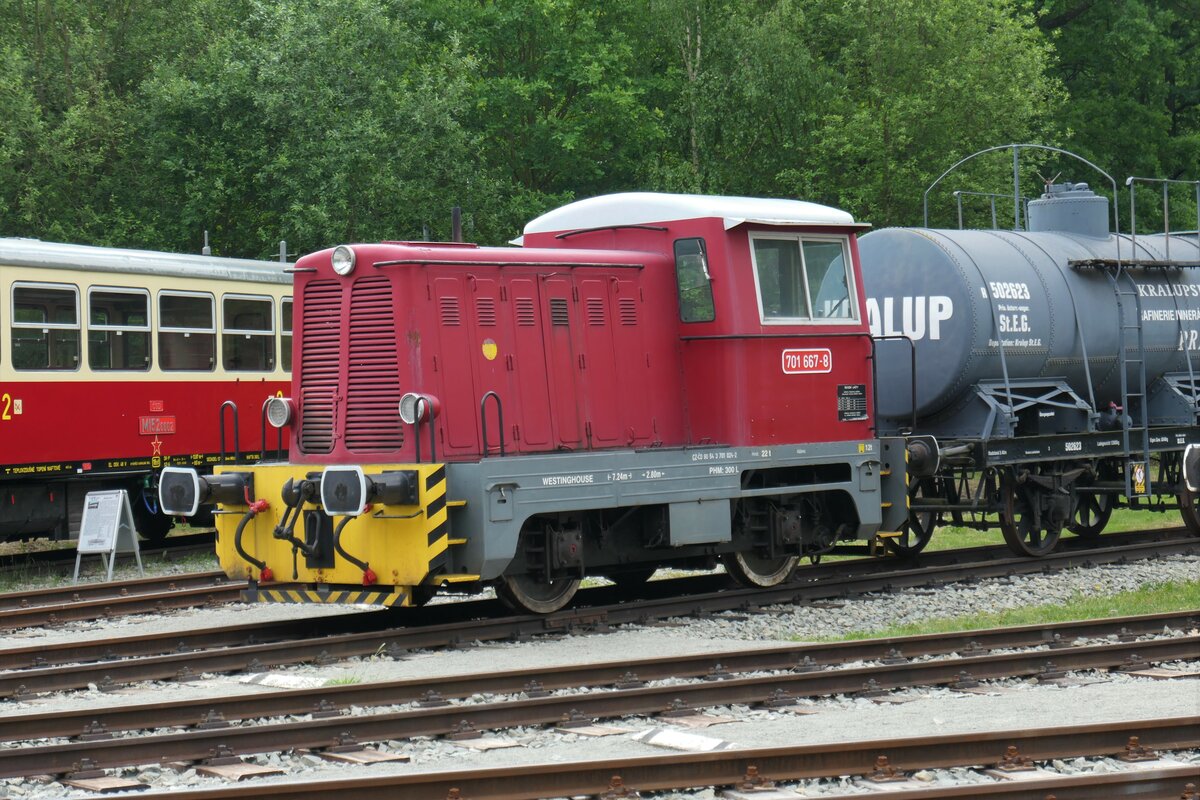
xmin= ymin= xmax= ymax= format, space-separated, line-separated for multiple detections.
xmin=496 ymin=574 xmax=581 ymax=614
xmin=998 ymin=476 xmax=1060 ymax=557
xmin=887 ymin=477 xmax=946 ymax=557
xmin=1178 ymin=483 xmax=1200 ymax=536
xmin=722 ymin=551 xmax=799 ymax=588
xmin=1067 ymin=491 xmax=1113 ymax=541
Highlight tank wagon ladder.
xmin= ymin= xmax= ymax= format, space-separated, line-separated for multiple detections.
xmin=1109 ymin=267 xmax=1153 ymax=497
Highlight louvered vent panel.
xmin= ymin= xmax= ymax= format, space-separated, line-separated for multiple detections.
xmin=515 ymin=297 xmax=536 ymax=326
xmin=345 ymin=276 xmax=403 ymax=452
xmin=619 ymin=298 xmax=638 ymax=326
xmin=550 ymin=298 xmax=569 ymax=326
xmin=299 ymin=280 xmax=343 ymax=454
xmin=440 ymin=296 xmax=461 ymax=326
xmin=585 ymin=297 xmax=606 ymax=326
xmin=476 ymin=297 xmax=497 ymax=326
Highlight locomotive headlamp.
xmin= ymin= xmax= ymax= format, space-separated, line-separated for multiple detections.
xmin=331 ymin=245 xmax=356 ymax=275
xmin=265 ymin=396 xmax=295 ymax=429
xmin=320 ymin=466 xmax=419 ymax=517
xmin=159 ymin=467 xmax=253 ymax=516
xmin=399 ymin=392 xmax=440 ymax=425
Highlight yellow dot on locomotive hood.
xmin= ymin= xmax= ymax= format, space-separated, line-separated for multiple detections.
xmin=481 ymin=339 xmax=498 ymax=361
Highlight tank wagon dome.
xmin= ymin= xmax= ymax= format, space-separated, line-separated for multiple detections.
xmin=517 ymin=192 xmax=859 ymax=242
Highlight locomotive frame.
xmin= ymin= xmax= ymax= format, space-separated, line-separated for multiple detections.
xmin=0 ymin=238 xmax=291 ymax=541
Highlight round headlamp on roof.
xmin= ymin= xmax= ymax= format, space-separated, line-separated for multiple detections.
xmin=331 ymin=245 xmax=356 ymax=275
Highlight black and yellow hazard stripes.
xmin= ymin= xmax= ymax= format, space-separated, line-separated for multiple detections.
xmin=212 ymin=461 xmax=459 ymax=606
xmin=242 ymin=584 xmax=410 ymax=606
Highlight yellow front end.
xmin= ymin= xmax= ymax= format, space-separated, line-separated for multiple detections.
xmin=212 ymin=463 xmax=455 ymax=607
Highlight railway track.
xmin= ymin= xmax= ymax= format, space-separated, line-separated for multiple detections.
xmin=2 ymin=533 xmax=1195 ymax=698
xmin=0 ymin=526 xmax=1189 ymax=632
xmin=2 ymin=609 xmax=1195 ymax=745
xmin=0 ymin=570 xmax=236 ymax=629
xmin=12 ymin=714 xmax=1200 ymax=797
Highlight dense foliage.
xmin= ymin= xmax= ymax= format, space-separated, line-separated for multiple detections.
xmin=0 ymin=0 xmax=1196 ymax=256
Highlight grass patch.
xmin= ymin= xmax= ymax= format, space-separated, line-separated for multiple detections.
xmin=919 ymin=507 xmax=1184 ymax=553
xmin=822 ymin=578 xmax=1200 ymax=641
xmin=325 ymin=676 xmax=362 ymax=686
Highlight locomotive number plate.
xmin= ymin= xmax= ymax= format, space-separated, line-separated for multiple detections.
xmin=782 ymin=348 xmax=832 ymax=374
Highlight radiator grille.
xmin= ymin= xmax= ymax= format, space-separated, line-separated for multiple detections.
xmin=475 ymin=297 xmax=497 ymax=326
xmin=439 ymin=296 xmax=461 ymax=326
xmin=550 ymin=298 xmax=569 ymax=326
xmin=515 ymin=297 xmax=536 ymax=326
xmin=345 ymin=276 xmax=403 ymax=452
xmin=585 ymin=297 xmax=606 ymax=326
xmin=619 ymin=297 xmax=638 ymax=326
xmin=298 ymin=280 xmax=342 ymax=454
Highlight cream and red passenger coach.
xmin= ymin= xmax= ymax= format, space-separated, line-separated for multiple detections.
xmin=0 ymin=238 xmax=290 ymax=540
xmin=160 ymin=193 xmax=913 ymax=612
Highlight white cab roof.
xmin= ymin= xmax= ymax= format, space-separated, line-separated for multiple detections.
xmin=521 ymin=192 xmax=857 ymax=240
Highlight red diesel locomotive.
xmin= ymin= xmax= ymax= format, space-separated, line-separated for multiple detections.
xmin=1 ymin=238 xmax=291 ymax=541
xmin=160 ymin=194 xmax=913 ymax=612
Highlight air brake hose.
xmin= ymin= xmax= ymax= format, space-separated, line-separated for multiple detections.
xmin=332 ymin=514 xmax=377 ymax=586
xmin=234 ymin=499 xmax=272 ymax=581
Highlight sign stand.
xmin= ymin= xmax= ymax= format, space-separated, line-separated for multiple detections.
xmin=74 ymin=490 xmax=144 ymax=583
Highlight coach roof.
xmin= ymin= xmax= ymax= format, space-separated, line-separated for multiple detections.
xmin=0 ymin=237 xmax=290 ymax=284
xmin=521 ymin=192 xmax=859 ymax=241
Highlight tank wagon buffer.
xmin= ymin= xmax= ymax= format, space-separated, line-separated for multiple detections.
xmin=160 ymin=194 xmax=924 ymax=613
xmin=863 ymin=174 xmax=1200 ymax=558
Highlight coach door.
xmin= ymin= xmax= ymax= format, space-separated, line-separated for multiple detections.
xmin=539 ymin=275 xmax=582 ymax=448
xmin=506 ymin=277 xmax=553 ymax=450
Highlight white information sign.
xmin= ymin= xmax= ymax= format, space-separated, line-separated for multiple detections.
xmin=74 ymin=490 xmax=144 ymax=583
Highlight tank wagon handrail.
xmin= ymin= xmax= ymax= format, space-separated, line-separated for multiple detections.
xmin=480 ymin=391 xmax=506 ymax=457
xmin=1125 ymin=176 xmax=1200 ymax=263
xmin=259 ymin=398 xmax=285 ymax=463
xmin=923 ymin=145 xmax=1121 ymax=259
xmin=679 ymin=331 xmax=916 ymax=435
xmin=219 ymin=400 xmax=240 ymax=464
xmin=952 ymin=190 xmax=1018 ymax=230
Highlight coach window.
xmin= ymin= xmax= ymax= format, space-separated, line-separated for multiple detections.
xmin=222 ymin=295 xmax=274 ymax=371
xmin=159 ymin=291 xmax=215 ymax=371
xmin=674 ymin=238 xmax=715 ymax=322
xmin=280 ymin=297 xmax=293 ymax=372
xmin=89 ymin=288 xmax=150 ymax=371
xmin=749 ymin=234 xmax=857 ymax=324
xmin=11 ymin=283 xmax=80 ymax=370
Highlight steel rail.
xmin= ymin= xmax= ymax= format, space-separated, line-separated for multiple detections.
xmin=2 ymin=608 xmax=1195 ymax=742
xmin=32 ymin=718 xmax=1200 ymax=799
xmin=0 ymin=569 xmax=227 ymax=611
xmin=1 ymin=635 xmax=1195 ymax=778
xmin=1 ymin=536 xmax=1196 ymax=698
xmin=0 ymin=581 xmax=243 ymax=630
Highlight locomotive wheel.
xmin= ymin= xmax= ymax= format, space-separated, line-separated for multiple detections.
xmin=723 ymin=551 xmax=798 ymax=588
xmin=999 ymin=479 xmax=1060 ymax=557
xmin=1178 ymin=483 xmax=1200 ymax=536
xmin=887 ymin=477 xmax=943 ymax=557
xmin=1067 ymin=491 xmax=1113 ymax=541
xmin=496 ymin=574 xmax=581 ymax=614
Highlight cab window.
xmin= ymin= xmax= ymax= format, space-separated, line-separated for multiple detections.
xmin=12 ymin=283 xmax=80 ymax=370
xmin=222 ymin=295 xmax=274 ymax=371
xmin=674 ymin=238 xmax=715 ymax=322
xmin=89 ymin=288 xmax=150 ymax=370
xmin=159 ymin=291 xmax=215 ymax=371
xmin=749 ymin=234 xmax=857 ymax=324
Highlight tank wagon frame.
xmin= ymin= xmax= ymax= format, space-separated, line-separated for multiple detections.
xmin=865 ymin=144 xmax=1200 ymax=557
